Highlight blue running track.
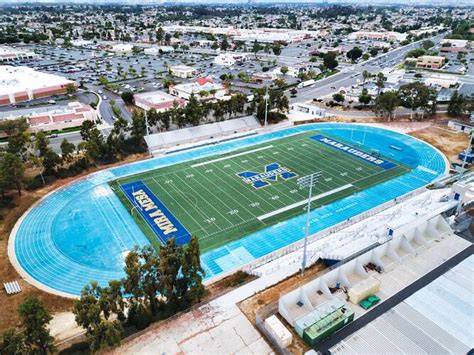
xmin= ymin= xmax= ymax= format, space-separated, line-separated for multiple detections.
xmin=11 ymin=124 xmax=448 ymax=296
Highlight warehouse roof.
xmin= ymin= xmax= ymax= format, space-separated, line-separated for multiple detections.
xmin=0 ymin=66 xmax=74 ymax=96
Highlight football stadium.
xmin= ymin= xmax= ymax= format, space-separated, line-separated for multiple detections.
xmin=111 ymin=131 xmax=410 ymax=252
xmin=9 ymin=123 xmax=448 ymax=296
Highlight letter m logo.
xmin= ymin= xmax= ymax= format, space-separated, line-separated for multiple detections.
xmin=237 ymin=163 xmax=297 ymax=189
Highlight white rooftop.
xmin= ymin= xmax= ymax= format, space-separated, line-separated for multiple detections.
xmin=0 ymin=46 xmax=37 ymax=58
xmin=0 ymin=66 xmax=74 ymax=96
xmin=330 ymin=255 xmax=474 ymax=354
xmin=134 ymin=91 xmax=177 ymax=104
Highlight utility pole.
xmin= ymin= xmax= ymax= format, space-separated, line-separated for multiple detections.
xmin=297 ymin=172 xmax=321 ymax=274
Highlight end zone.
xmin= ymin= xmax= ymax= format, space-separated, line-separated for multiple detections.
xmin=120 ymin=181 xmax=191 ymax=245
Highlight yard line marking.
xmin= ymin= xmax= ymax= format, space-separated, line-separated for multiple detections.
xmin=257 ymin=184 xmax=353 ymax=221
xmin=191 ymin=145 xmax=273 ymax=168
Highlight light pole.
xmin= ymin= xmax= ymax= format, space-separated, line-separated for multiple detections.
xmin=264 ymin=86 xmax=269 ymax=128
xmin=459 ymin=129 xmax=473 ymax=180
xmin=144 ymin=109 xmax=150 ymax=137
xmin=297 ymin=172 xmax=321 ymax=274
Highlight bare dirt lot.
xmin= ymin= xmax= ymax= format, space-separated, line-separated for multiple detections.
xmin=409 ymin=124 xmax=469 ymax=163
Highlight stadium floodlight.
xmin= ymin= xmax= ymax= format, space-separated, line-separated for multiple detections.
xmin=264 ymin=86 xmax=269 ymax=128
xmin=459 ymin=129 xmax=473 ymax=180
xmin=297 ymin=171 xmax=322 ymax=274
xmin=144 ymin=109 xmax=150 ymax=137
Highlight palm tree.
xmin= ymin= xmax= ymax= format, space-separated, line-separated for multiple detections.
xmin=376 ymin=72 xmax=385 ymax=97
xmin=362 ymin=70 xmax=371 ymax=88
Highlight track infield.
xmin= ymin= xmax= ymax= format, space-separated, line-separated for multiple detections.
xmin=110 ymin=130 xmax=411 ymax=252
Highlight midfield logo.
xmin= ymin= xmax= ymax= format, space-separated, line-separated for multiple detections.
xmin=237 ymin=163 xmax=298 ymax=189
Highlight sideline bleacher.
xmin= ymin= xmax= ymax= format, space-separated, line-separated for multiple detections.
xmin=144 ymin=116 xmax=260 ymax=155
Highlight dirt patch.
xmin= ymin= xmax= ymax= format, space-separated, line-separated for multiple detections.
xmin=238 ymin=262 xmax=327 ymax=354
xmin=409 ymin=124 xmax=469 ymax=163
xmin=0 ymin=152 xmax=148 ymax=332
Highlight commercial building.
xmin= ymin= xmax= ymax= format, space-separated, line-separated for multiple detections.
xmin=0 ymin=102 xmax=96 ymax=134
xmin=273 ymin=63 xmax=310 ymax=78
xmin=440 ymin=39 xmax=469 ymax=54
xmin=0 ymin=66 xmax=77 ymax=106
xmin=111 ymin=43 xmax=134 ymax=53
xmin=214 ymin=53 xmax=248 ymax=66
xmin=71 ymin=39 xmax=94 ymax=48
xmin=0 ymin=46 xmax=38 ymax=62
xmin=134 ymin=91 xmax=186 ymax=112
xmin=162 ymin=25 xmax=316 ymax=44
xmin=348 ymin=31 xmax=407 ymax=42
xmin=416 ymin=55 xmax=446 ymax=69
xmin=424 ymin=74 xmax=458 ymax=88
xmin=169 ymin=65 xmax=197 ymax=79
xmin=144 ymin=46 xmax=174 ymax=55
xmin=169 ymin=77 xmax=227 ymax=100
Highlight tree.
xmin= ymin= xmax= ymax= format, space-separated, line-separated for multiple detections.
xmin=74 ymin=282 xmax=103 ymax=335
xmin=80 ymin=120 xmax=97 ymax=141
xmin=156 ymin=27 xmax=164 ymax=44
xmin=447 ymin=90 xmax=467 ymax=116
xmin=323 ymin=52 xmax=338 ymax=70
xmin=398 ymin=82 xmax=437 ymax=119
xmin=362 ymin=70 xmax=371 ymax=88
xmin=332 ymin=93 xmax=345 ymax=103
xmin=121 ymin=91 xmax=135 ymax=105
xmin=130 ymin=110 xmax=146 ymax=144
xmin=220 ymin=37 xmax=229 ymax=51
xmin=170 ymin=101 xmax=185 ymax=127
xmin=182 ymin=235 xmax=205 ymax=303
xmin=373 ymin=91 xmax=400 ymax=121
xmin=60 ymin=138 xmax=75 ymax=162
xmin=83 ymin=128 xmax=105 ymax=163
xmin=252 ymin=40 xmax=261 ymax=58
xmin=375 ymin=72 xmax=385 ymax=97
xmin=6 ymin=120 xmax=30 ymax=159
xmin=88 ymin=320 xmax=123 ymax=352
xmin=42 ymin=149 xmax=60 ymax=175
xmin=0 ymin=152 xmax=24 ymax=196
xmin=17 ymin=296 xmax=55 ymax=354
xmin=122 ymin=247 xmax=144 ymax=302
xmin=280 ymin=66 xmax=289 ymax=75
xmin=65 ymin=84 xmax=77 ymax=95
xmin=405 ymin=48 xmax=425 ymax=59
xmin=74 ymin=282 xmax=124 ymax=352
xmin=158 ymin=238 xmax=183 ymax=313
xmin=0 ymin=329 xmax=27 ymax=354
xmin=422 ymin=40 xmax=435 ymax=50
xmin=272 ymin=44 xmax=281 ymax=56
xmin=358 ymin=88 xmax=372 ymax=105
xmin=34 ymin=131 xmax=50 ymax=157
xmin=137 ymin=246 xmax=161 ymax=316
xmin=184 ymin=94 xmax=203 ymax=126
xmin=346 ymin=46 xmax=363 ymax=62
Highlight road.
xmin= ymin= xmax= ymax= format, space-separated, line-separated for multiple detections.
xmin=292 ymin=34 xmax=445 ymax=104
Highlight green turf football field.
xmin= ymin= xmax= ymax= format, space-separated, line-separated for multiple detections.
xmin=111 ymin=130 xmax=411 ymax=252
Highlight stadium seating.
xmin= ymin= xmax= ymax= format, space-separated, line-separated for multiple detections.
xmin=145 ymin=116 xmax=260 ymax=154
